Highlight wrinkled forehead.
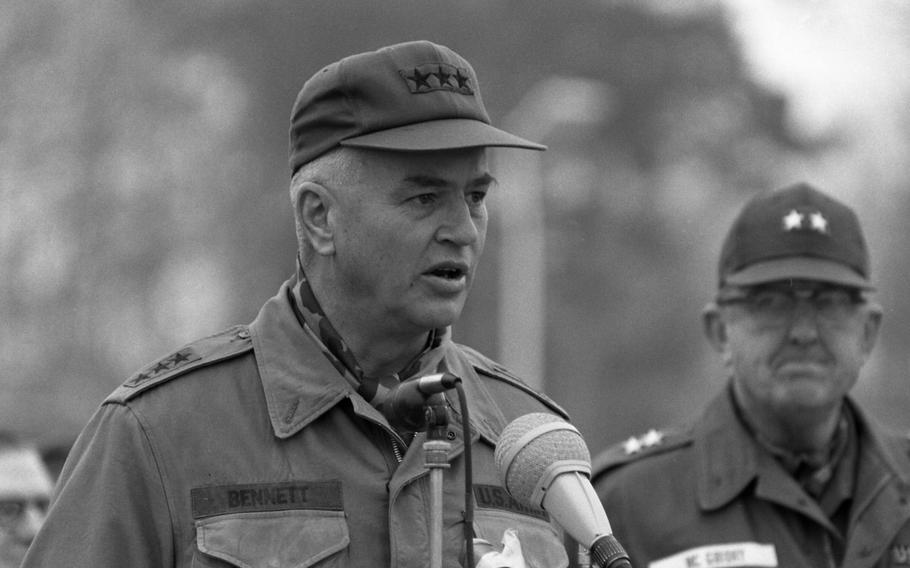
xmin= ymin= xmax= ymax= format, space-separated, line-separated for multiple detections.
xmin=0 ymin=448 xmax=54 ymax=498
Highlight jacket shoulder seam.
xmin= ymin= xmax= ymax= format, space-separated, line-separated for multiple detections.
xmin=458 ymin=344 xmax=568 ymax=419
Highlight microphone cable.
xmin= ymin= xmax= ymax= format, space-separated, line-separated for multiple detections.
xmin=454 ymin=380 xmax=474 ymax=568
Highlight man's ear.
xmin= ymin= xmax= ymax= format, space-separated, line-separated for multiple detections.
xmin=861 ymin=302 xmax=883 ymax=356
xmin=702 ymin=302 xmax=728 ymax=354
xmin=296 ymin=181 xmax=336 ymax=256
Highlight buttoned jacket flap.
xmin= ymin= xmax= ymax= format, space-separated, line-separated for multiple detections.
xmin=194 ymin=509 xmax=349 ymax=568
xmin=472 ymin=507 xmax=568 ymax=568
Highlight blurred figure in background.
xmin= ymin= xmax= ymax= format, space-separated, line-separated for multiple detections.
xmin=22 ymin=40 xmax=571 ymax=567
xmin=0 ymin=431 xmax=53 ymax=568
xmin=591 ymin=183 xmax=910 ymax=567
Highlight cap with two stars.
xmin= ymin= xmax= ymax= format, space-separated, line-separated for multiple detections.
xmin=288 ymin=40 xmax=546 ymax=174
xmin=718 ymin=182 xmax=872 ymax=290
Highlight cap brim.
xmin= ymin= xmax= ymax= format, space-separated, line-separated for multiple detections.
xmin=724 ymin=256 xmax=873 ymax=290
xmin=339 ymin=118 xmax=546 ymax=152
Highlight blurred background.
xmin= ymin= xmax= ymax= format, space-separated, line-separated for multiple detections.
xmin=3 ymin=0 xmax=910 ymax=465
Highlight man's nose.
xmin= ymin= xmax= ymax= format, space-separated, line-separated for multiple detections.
xmin=437 ymin=201 xmax=480 ymax=246
xmin=786 ymin=300 xmax=821 ymax=343
xmin=15 ymin=503 xmax=46 ymax=541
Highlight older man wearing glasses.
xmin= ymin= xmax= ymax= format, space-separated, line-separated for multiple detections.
xmin=589 ymin=183 xmax=910 ymax=568
xmin=0 ymin=432 xmax=53 ymax=568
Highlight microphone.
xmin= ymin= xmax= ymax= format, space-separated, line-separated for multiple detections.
xmin=381 ymin=372 xmax=461 ymax=431
xmin=494 ymin=413 xmax=632 ymax=568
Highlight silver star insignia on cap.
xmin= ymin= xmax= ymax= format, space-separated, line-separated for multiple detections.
xmin=782 ymin=210 xmax=804 ymax=231
xmin=809 ymin=211 xmax=829 ymax=233
xmin=782 ymin=209 xmax=828 ymax=234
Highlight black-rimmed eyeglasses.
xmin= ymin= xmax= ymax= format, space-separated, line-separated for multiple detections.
xmin=716 ymin=284 xmax=867 ymax=327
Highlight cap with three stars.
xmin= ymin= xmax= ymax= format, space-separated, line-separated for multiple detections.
xmin=288 ymin=40 xmax=546 ymax=174
xmin=718 ymin=182 xmax=872 ymax=289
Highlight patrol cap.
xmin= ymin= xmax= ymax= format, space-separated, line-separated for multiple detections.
xmin=289 ymin=40 xmax=546 ymax=174
xmin=719 ymin=182 xmax=872 ymax=289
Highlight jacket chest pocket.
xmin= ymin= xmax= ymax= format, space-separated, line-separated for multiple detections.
xmin=192 ymin=510 xmax=349 ymax=568
xmin=472 ymin=508 xmax=569 ymax=568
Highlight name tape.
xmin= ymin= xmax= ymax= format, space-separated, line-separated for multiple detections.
xmin=191 ymin=480 xmax=342 ymax=519
xmin=649 ymin=542 xmax=777 ymax=568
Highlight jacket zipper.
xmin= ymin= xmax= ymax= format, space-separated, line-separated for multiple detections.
xmin=391 ymin=437 xmax=404 ymax=463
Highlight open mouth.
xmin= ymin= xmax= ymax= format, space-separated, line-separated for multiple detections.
xmin=430 ymin=267 xmax=465 ymax=280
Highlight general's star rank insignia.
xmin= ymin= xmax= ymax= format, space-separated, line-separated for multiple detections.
xmin=399 ymin=63 xmax=474 ymax=95
xmin=127 ymin=348 xmax=202 ymax=387
xmin=622 ymin=429 xmax=666 ymax=455
xmin=622 ymin=436 xmax=642 ymax=455
xmin=782 ymin=208 xmax=828 ymax=234
xmin=782 ymin=210 xmax=804 ymax=231
xmin=809 ymin=211 xmax=829 ymax=233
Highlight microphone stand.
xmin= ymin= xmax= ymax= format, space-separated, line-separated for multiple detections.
xmin=423 ymin=393 xmax=451 ymax=568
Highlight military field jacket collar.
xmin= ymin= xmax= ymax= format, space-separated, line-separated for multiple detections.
xmin=248 ymin=277 xmax=503 ymax=444
xmin=695 ymin=386 xmax=910 ymax=513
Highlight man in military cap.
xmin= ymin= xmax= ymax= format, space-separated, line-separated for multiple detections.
xmin=591 ymin=183 xmax=910 ymax=567
xmin=23 ymin=41 xmax=570 ymax=567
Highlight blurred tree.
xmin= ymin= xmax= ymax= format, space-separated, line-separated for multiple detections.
xmin=468 ymin=1 xmax=816 ymax=444
xmin=2 ymin=0 xmax=909 ymax=457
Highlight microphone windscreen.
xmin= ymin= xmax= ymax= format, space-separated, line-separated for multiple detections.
xmin=494 ymin=413 xmax=591 ymax=507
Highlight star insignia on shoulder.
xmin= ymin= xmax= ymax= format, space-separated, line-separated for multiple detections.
xmin=622 ymin=436 xmax=642 ymax=455
xmin=622 ymin=429 xmax=665 ymax=455
xmin=127 ymin=348 xmax=201 ymax=386
xmin=641 ymin=428 xmax=665 ymax=446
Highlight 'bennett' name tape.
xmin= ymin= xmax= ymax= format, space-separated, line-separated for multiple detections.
xmin=191 ymin=480 xmax=343 ymax=519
